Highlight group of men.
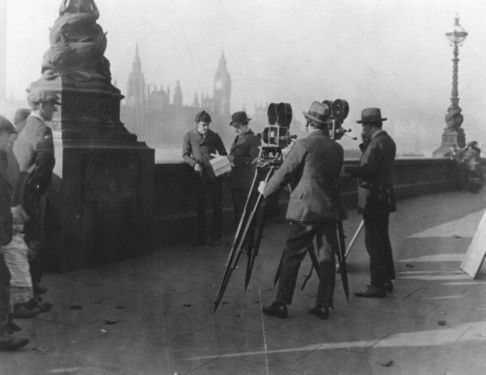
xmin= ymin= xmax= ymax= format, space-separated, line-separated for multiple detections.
xmin=0 ymin=87 xmax=59 ymax=350
xmin=183 ymin=102 xmax=397 ymax=320
xmin=183 ymin=110 xmax=260 ymax=247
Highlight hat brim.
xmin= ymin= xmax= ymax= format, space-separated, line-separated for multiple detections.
xmin=229 ymin=118 xmax=251 ymax=127
xmin=303 ymin=112 xmax=327 ymax=125
xmin=357 ymin=118 xmax=387 ymax=124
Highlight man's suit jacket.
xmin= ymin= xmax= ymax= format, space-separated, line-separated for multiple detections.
xmin=263 ymin=130 xmax=347 ymax=223
xmin=12 ymin=115 xmax=55 ymax=218
xmin=182 ymin=128 xmax=227 ymax=180
xmin=227 ymin=130 xmax=260 ymax=190
xmin=345 ymin=131 xmax=397 ymax=215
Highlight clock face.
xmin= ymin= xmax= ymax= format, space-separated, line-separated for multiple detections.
xmin=215 ymin=81 xmax=223 ymax=90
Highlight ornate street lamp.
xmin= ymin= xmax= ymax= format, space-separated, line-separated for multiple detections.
xmin=433 ymin=16 xmax=468 ymax=157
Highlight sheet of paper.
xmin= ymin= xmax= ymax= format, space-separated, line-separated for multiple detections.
xmin=461 ymin=210 xmax=486 ymax=278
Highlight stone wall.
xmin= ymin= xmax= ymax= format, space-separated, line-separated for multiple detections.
xmin=152 ymin=158 xmax=458 ymax=248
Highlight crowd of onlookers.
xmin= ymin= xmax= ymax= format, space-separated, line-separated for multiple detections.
xmin=0 ymin=87 xmax=59 ymax=351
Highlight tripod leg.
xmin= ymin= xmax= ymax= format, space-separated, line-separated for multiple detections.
xmin=335 ymin=222 xmax=350 ymax=301
xmin=243 ymin=168 xmax=275 ymax=290
xmin=300 ymin=242 xmax=321 ymax=291
xmin=337 ymin=220 xmax=364 ymax=272
xmin=245 ymin=201 xmax=266 ymax=290
xmin=214 ymin=167 xmax=273 ymax=311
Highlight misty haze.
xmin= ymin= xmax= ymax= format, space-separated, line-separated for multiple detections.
xmin=2 ymin=0 xmax=486 ymax=160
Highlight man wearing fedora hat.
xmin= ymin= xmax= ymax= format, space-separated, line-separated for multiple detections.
xmin=259 ymin=101 xmax=347 ymax=320
xmin=227 ymin=111 xmax=260 ymax=250
xmin=13 ymin=87 xmax=59 ymax=301
xmin=344 ymin=107 xmax=396 ymax=298
xmin=183 ymin=110 xmax=227 ymax=246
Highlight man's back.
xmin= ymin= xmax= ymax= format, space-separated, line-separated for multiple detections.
xmin=265 ymin=129 xmax=346 ymax=222
xmin=289 ymin=131 xmax=345 ymax=222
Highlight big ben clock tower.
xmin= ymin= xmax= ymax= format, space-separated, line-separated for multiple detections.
xmin=213 ymin=52 xmax=231 ymax=119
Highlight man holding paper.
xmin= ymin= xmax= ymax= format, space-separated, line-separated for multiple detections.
xmin=182 ymin=111 xmax=227 ymax=246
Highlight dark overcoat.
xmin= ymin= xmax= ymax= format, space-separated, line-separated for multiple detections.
xmin=182 ymin=128 xmax=227 ymax=180
xmin=227 ymin=130 xmax=260 ymax=190
xmin=345 ymin=131 xmax=397 ymax=215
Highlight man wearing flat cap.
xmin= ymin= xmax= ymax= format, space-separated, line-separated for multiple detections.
xmin=259 ymin=101 xmax=347 ymax=320
xmin=344 ymin=108 xmax=396 ymax=298
xmin=227 ymin=111 xmax=260 ymax=250
xmin=0 ymin=115 xmax=29 ymax=350
xmin=13 ymin=87 xmax=59 ymax=299
xmin=183 ymin=110 xmax=227 ymax=246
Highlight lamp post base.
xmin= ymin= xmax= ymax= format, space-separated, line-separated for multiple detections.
xmin=433 ymin=128 xmax=466 ymax=158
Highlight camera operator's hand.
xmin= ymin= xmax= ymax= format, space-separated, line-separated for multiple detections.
xmin=194 ymin=163 xmax=203 ymax=175
xmin=258 ymin=181 xmax=267 ymax=196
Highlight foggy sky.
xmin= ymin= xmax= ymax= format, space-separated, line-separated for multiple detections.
xmin=4 ymin=0 xmax=486 ymax=153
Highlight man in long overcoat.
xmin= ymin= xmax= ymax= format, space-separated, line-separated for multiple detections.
xmin=344 ymin=107 xmax=397 ymax=298
xmin=227 ymin=111 xmax=260 ymax=250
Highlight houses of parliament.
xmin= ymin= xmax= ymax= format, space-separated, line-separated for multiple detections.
xmin=121 ymin=46 xmax=234 ymax=148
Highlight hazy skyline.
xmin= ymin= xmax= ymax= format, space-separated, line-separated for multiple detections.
xmin=3 ymin=0 xmax=486 ymax=152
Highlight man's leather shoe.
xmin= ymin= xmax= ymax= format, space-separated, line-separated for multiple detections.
xmin=309 ymin=305 xmax=330 ymax=320
xmin=384 ymin=280 xmax=394 ymax=293
xmin=12 ymin=304 xmax=39 ymax=319
xmin=354 ymin=285 xmax=386 ymax=298
xmin=0 ymin=334 xmax=29 ymax=351
xmin=262 ymin=302 xmax=288 ymax=319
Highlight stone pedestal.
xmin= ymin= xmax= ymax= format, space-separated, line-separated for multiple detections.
xmin=433 ymin=127 xmax=466 ymax=158
xmin=31 ymin=77 xmax=154 ymax=272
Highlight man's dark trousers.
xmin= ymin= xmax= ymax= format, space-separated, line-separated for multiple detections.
xmin=276 ymin=221 xmax=337 ymax=307
xmin=363 ymin=213 xmax=395 ymax=288
xmin=0 ymin=253 xmax=10 ymax=334
xmin=196 ymin=177 xmax=223 ymax=242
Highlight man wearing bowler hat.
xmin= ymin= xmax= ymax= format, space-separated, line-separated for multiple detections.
xmin=13 ymin=87 xmax=59 ymax=301
xmin=227 ymin=111 xmax=260 ymax=250
xmin=183 ymin=111 xmax=227 ymax=246
xmin=259 ymin=102 xmax=347 ymax=320
xmin=344 ymin=108 xmax=396 ymax=298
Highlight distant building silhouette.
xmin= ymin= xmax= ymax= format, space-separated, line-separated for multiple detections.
xmin=121 ymin=46 xmax=232 ymax=147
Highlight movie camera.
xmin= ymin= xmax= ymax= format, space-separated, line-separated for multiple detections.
xmin=257 ymin=102 xmax=296 ymax=168
xmin=321 ymin=99 xmax=356 ymax=141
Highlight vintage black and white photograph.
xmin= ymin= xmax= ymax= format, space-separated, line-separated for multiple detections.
xmin=1 ymin=0 xmax=486 ymax=374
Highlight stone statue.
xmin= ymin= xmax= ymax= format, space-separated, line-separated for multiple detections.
xmin=41 ymin=0 xmax=111 ymax=82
